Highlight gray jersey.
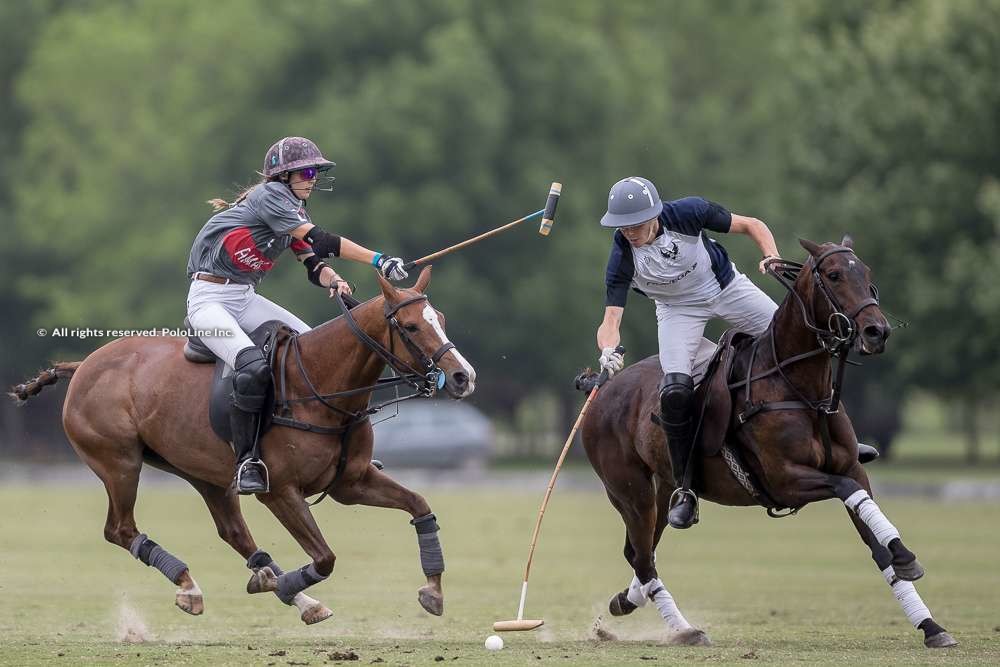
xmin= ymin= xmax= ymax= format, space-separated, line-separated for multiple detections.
xmin=187 ymin=182 xmax=313 ymax=286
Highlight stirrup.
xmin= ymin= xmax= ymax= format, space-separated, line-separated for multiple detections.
xmin=668 ymin=487 xmax=698 ymax=509
xmin=236 ymin=458 xmax=269 ymax=494
xmin=667 ymin=487 xmax=699 ymax=527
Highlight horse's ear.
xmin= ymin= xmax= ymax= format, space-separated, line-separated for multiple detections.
xmin=799 ymin=238 xmax=823 ymax=257
xmin=413 ymin=265 xmax=432 ymax=293
xmin=375 ymin=270 xmax=397 ymax=301
xmin=840 ymin=234 xmax=854 ymax=249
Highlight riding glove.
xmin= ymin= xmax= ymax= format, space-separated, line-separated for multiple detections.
xmin=599 ymin=347 xmax=625 ymax=377
xmin=376 ymin=255 xmax=409 ymax=281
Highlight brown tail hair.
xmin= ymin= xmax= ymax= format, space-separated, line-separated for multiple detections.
xmin=8 ymin=362 xmax=82 ymax=405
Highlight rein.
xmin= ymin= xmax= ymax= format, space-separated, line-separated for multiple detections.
xmin=732 ymin=247 xmax=879 ymax=473
xmin=270 ymin=292 xmax=452 ymax=505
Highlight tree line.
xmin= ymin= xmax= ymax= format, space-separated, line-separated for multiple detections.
xmin=1 ymin=0 xmax=997 ymax=458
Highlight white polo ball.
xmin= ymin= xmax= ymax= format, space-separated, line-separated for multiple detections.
xmin=484 ymin=634 xmax=504 ymax=651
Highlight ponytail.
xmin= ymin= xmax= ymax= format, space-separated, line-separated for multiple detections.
xmin=206 ymin=174 xmax=275 ymax=212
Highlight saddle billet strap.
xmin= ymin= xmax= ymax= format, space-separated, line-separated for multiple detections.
xmin=736 ymin=400 xmax=811 ymax=425
xmin=270 ymin=414 xmax=350 ymax=435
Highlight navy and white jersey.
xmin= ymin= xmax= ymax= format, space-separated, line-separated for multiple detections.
xmin=605 ymin=197 xmax=735 ymax=307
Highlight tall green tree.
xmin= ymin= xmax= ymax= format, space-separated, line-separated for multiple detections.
xmin=781 ymin=0 xmax=1000 ymax=456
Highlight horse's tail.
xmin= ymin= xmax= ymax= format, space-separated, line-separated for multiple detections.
xmin=8 ymin=362 xmax=82 ymax=405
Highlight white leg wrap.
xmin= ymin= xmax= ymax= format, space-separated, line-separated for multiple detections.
xmin=641 ymin=578 xmax=693 ymax=632
xmin=844 ymin=490 xmax=900 ymax=547
xmin=626 ymin=575 xmax=647 ymax=608
xmin=881 ymin=567 xmax=930 ymax=628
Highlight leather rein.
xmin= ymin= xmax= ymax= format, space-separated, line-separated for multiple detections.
xmin=732 ymin=246 xmax=880 ymax=473
xmin=270 ymin=291 xmax=454 ymax=504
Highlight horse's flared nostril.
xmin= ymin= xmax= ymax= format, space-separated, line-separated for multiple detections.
xmin=451 ymin=371 xmax=469 ymax=389
xmin=863 ymin=324 xmax=886 ymax=342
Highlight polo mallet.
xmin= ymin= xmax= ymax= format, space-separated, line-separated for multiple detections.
xmin=493 ymin=345 xmax=625 ymax=633
xmin=401 ymin=182 xmax=561 ymax=271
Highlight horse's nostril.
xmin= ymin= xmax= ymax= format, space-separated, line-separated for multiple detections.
xmin=452 ymin=372 xmax=469 ymax=387
xmin=863 ymin=325 xmax=883 ymax=340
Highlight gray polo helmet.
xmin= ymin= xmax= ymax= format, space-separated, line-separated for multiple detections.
xmin=600 ymin=176 xmax=663 ymax=228
xmin=262 ymin=137 xmax=336 ymax=179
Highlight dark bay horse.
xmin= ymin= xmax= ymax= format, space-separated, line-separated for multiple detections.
xmin=582 ymin=238 xmax=956 ymax=649
xmin=11 ymin=267 xmax=475 ymax=625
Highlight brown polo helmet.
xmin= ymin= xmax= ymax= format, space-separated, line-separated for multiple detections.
xmin=262 ymin=137 xmax=335 ymax=179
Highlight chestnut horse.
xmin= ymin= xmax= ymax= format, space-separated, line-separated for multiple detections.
xmin=582 ymin=239 xmax=956 ymax=649
xmin=11 ymin=267 xmax=475 ymax=624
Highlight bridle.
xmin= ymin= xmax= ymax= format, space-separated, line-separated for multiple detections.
xmin=733 ymin=245 xmax=883 ymax=477
xmin=269 ymin=291 xmax=456 ymax=504
xmin=382 ymin=294 xmax=455 ymax=391
xmin=766 ymin=246 xmax=880 ymax=355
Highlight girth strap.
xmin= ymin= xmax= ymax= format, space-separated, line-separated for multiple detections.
xmin=736 ymin=400 xmax=811 ymax=425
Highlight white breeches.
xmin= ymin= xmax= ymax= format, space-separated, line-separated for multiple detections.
xmin=656 ymin=272 xmax=778 ymax=377
xmin=186 ymin=280 xmax=311 ymax=368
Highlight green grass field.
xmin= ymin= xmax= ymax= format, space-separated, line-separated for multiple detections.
xmin=1 ymin=481 xmax=998 ymax=666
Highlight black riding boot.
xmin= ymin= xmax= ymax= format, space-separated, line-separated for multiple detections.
xmin=231 ymin=346 xmax=271 ymax=495
xmin=659 ymin=373 xmax=699 ymax=529
xmin=232 ymin=406 xmax=268 ymax=494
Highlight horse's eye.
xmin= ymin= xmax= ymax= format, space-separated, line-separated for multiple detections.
xmin=828 ymin=271 xmax=841 ymax=281
xmin=870 ymin=284 xmax=880 ymax=301
xmin=403 ymin=323 xmax=419 ymax=333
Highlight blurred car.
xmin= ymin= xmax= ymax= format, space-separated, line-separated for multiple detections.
xmin=371 ymin=399 xmax=495 ymax=469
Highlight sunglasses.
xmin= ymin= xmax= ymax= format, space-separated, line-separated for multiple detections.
xmin=296 ymin=167 xmax=319 ymax=181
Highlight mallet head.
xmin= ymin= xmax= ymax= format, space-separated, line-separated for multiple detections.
xmin=538 ymin=182 xmax=562 ymax=236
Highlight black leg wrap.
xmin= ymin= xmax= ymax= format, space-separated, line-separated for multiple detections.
xmin=247 ymin=548 xmax=281 ymax=574
xmin=275 ymin=563 xmax=327 ymax=605
xmin=136 ymin=537 xmax=160 ymax=563
xmin=411 ymin=513 xmax=444 ymax=576
xmin=411 ymin=513 xmax=440 ymax=534
xmin=129 ymin=533 xmax=188 ymax=585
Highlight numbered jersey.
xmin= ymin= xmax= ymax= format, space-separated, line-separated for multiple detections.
xmin=187 ymin=182 xmax=314 ymax=286
xmin=605 ymin=197 xmax=735 ymax=307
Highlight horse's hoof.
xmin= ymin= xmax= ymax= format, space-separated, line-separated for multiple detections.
xmin=300 ymin=603 xmax=333 ymax=625
xmin=893 ymin=557 xmax=925 ymax=582
xmin=671 ymin=628 xmax=711 ymax=646
xmin=417 ymin=585 xmax=444 ymax=616
xmin=175 ymin=589 xmax=204 ymax=616
xmin=924 ymin=631 xmax=958 ymax=648
xmin=609 ymin=591 xmax=638 ymax=617
xmin=246 ymin=566 xmax=278 ymax=594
